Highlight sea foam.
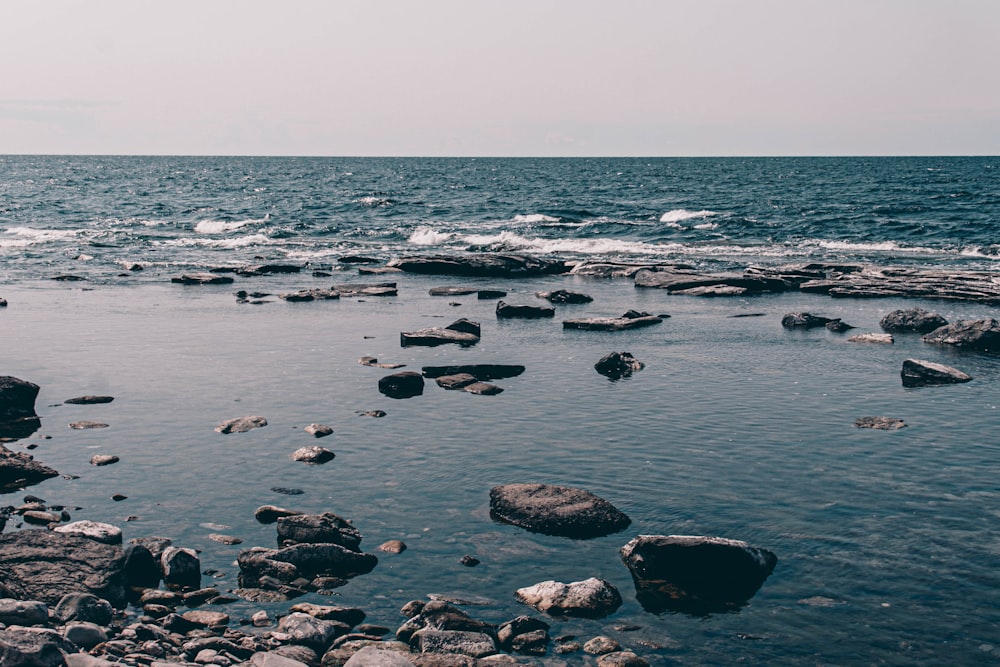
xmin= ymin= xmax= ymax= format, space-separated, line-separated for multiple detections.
xmin=194 ymin=218 xmax=265 ymax=234
xmin=660 ymin=209 xmax=718 ymax=224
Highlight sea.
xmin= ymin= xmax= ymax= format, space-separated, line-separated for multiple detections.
xmin=1 ymin=155 xmax=999 ymax=664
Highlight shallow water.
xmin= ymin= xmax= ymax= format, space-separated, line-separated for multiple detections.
xmin=3 ymin=273 xmax=1000 ymax=664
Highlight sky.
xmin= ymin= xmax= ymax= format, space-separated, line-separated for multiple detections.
xmin=1 ymin=0 xmax=998 ymax=156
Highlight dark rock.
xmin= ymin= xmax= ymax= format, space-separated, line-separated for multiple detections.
xmin=0 ymin=376 xmax=41 ymax=440
xmin=64 ymin=395 xmax=114 ymax=405
xmin=0 ymin=445 xmax=58 ymax=492
xmin=331 ymin=282 xmax=398 ymax=297
xmin=497 ymin=615 xmax=550 ymax=654
xmin=277 ymin=513 xmax=362 ymax=550
xmin=477 ymin=289 xmax=507 ymax=300
xmin=825 ymin=319 xmax=855 ymax=332
xmin=21 ymin=510 xmax=59 ymax=525
xmin=536 ymin=289 xmax=593 ymax=304
xmin=571 ymin=261 xmax=685 ymax=278
xmin=388 ymin=254 xmax=570 ymax=277
xmin=171 ymin=273 xmax=234 ymax=285
xmin=489 ymin=483 xmax=631 ymax=538
xmin=435 ymin=374 xmax=478 ymax=390
xmin=515 ymin=578 xmax=622 ymax=618
xmin=880 ymin=308 xmax=949 ymax=333
xmin=238 ymin=264 xmax=302 ymax=275
xmin=216 ymin=415 xmax=268 ymax=434
xmin=396 ymin=601 xmax=496 ymax=644
xmin=921 ymin=318 xmax=1000 ymax=352
xmin=443 ymin=318 xmax=481 ymax=336
xmin=459 ymin=555 xmax=480 ymax=567
xmin=901 ymin=359 xmax=973 ymax=387
xmin=272 ymin=487 xmax=305 ymax=495
xmin=429 ymin=286 xmax=479 ymax=296
xmin=0 ymin=599 xmax=48 ymax=626
xmin=421 ymin=365 xmax=525 ymax=381
xmin=161 ymin=546 xmax=201 ymax=589
xmin=855 ymin=416 xmax=907 ymax=430
xmin=496 ymin=301 xmax=555 ymax=319
xmin=52 ymin=274 xmax=87 ymax=281
xmin=255 ymin=505 xmax=304 ymax=523
xmin=781 ymin=312 xmax=835 ymax=328
xmin=53 ymin=592 xmax=114 ymax=625
xmin=0 ymin=529 xmax=127 ymax=607
xmin=291 ymin=446 xmax=336 ymax=464
xmin=0 ymin=628 xmax=70 ymax=667
xmin=130 ymin=536 xmax=172 ymax=559
xmin=304 ymin=423 xmax=334 ymax=438
xmin=63 ymin=621 xmax=107 ymax=649
xmin=463 ymin=382 xmax=503 ymax=396
xmin=411 ymin=629 xmax=498 ymax=658
xmin=289 ymin=602 xmax=366 ymax=626
xmin=358 ymin=266 xmax=404 ymax=275
xmin=594 ymin=352 xmax=644 ymax=380
xmin=280 ymin=288 xmax=340 ymax=302
xmin=69 ymin=420 xmax=109 ymax=429
xmin=620 ymin=534 xmax=778 ymax=614
xmin=237 ymin=543 xmax=377 ymax=587
xmin=359 ymin=357 xmax=406 ymax=369
xmin=123 ymin=543 xmax=161 ymax=589
xmin=635 ymin=268 xmax=790 ymax=295
xmin=359 ymin=410 xmax=387 ymax=418
xmin=339 ymin=256 xmax=381 ymax=264
xmin=400 ymin=322 xmax=480 ymax=347
xmin=378 ymin=372 xmax=425 ymax=399
xmin=563 ymin=313 xmax=663 ymax=331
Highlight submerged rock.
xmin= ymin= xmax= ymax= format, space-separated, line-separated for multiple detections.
xmin=901 ymin=359 xmax=973 ymax=387
xmin=496 ymin=301 xmax=555 ymax=319
xmin=378 ymin=372 xmax=425 ymax=399
xmin=536 ymin=289 xmax=593 ymax=304
xmin=64 ymin=395 xmax=114 ymax=405
xmin=171 ymin=272 xmax=234 ymax=285
xmin=388 ymin=254 xmax=570 ymax=277
xmin=428 ymin=286 xmax=479 ymax=296
xmin=69 ymin=420 xmax=109 ymax=430
xmin=422 ymin=364 xmax=525 ymax=380
xmin=781 ymin=312 xmax=835 ymax=329
xmin=620 ymin=534 xmax=778 ymax=614
xmin=489 ymin=483 xmax=631 ymax=538
xmin=921 ymin=318 xmax=1000 ymax=352
xmin=515 ymin=578 xmax=622 ymax=618
xmin=594 ymin=352 xmax=644 ymax=380
xmin=331 ymin=282 xmax=398 ymax=297
xmin=855 ymin=416 xmax=907 ymax=430
xmin=880 ymin=308 xmax=948 ymax=333
xmin=215 ymin=415 xmax=268 ymax=434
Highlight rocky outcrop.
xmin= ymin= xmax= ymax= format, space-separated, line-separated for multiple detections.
xmin=620 ymin=534 xmax=777 ymax=614
xmin=378 ymin=372 xmax=425 ymax=399
xmin=797 ymin=265 xmax=1000 ymax=303
xmin=879 ymin=308 xmax=948 ymax=333
xmin=496 ymin=301 xmax=555 ymax=319
xmin=387 ymin=254 xmax=570 ymax=277
xmin=0 ymin=376 xmax=41 ymax=440
xmin=0 ymin=628 xmax=72 ymax=667
xmin=400 ymin=320 xmax=481 ymax=347
xmin=215 ymin=415 xmax=268 ymax=434
xmin=421 ymin=364 xmax=525 ymax=380
xmin=0 ymin=445 xmax=59 ymax=492
xmin=0 ymin=530 xmax=127 ymax=608
xmin=489 ymin=483 xmax=631 ymax=538
xmin=594 ymin=352 xmax=644 ymax=380
xmin=921 ymin=319 xmax=1000 ymax=352
xmin=563 ymin=312 xmax=663 ymax=331
xmin=900 ymin=359 xmax=973 ymax=387
xmin=238 ymin=543 xmax=377 ymax=589
xmin=514 ymin=578 xmax=622 ymax=618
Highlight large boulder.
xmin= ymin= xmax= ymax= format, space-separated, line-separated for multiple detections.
xmin=0 ymin=628 xmax=73 ymax=667
xmin=387 ymin=254 xmax=570 ymax=277
xmin=514 ymin=578 xmax=622 ymax=618
xmin=378 ymin=372 xmax=425 ymax=399
xmin=901 ymin=359 xmax=973 ymax=387
xmin=594 ymin=352 xmax=644 ymax=380
xmin=0 ymin=445 xmax=58 ymax=492
xmin=620 ymin=535 xmax=777 ymax=614
xmin=879 ymin=308 xmax=948 ymax=333
xmin=921 ymin=319 xmax=1000 ymax=352
xmin=0 ymin=530 xmax=127 ymax=608
xmin=495 ymin=301 xmax=555 ymax=319
xmin=0 ymin=376 xmax=41 ymax=440
xmin=237 ymin=543 xmax=377 ymax=588
xmin=277 ymin=513 xmax=362 ymax=550
xmin=489 ymin=483 xmax=631 ymax=539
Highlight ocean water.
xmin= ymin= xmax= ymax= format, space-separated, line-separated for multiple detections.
xmin=2 ymin=156 xmax=1000 ymax=664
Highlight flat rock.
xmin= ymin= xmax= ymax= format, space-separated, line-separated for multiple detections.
xmin=288 ymin=602 xmax=366 ymax=625
xmin=880 ymin=308 xmax=948 ymax=333
xmin=781 ymin=312 xmax=835 ymax=328
xmin=343 ymin=645 xmax=416 ymax=666
xmin=0 ymin=444 xmax=58 ymax=492
xmin=277 ymin=512 xmax=362 ymax=550
xmin=255 ymin=505 xmax=304 ymax=523
xmin=635 ymin=268 xmax=790 ymax=294
xmin=411 ymin=628 xmax=499 ymax=658
xmin=422 ymin=365 xmax=525 ymax=380
xmin=280 ymin=288 xmax=340 ymax=302
xmin=53 ymin=520 xmax=122 ymax=545
xmin=171 ymin=273 xmax=234 ymax=285
xmin=489 ymin=483 xmax=631 ymax=538
xmin=536 ymin=289 xmax=593 ymax=304
xmin=463 ymin=382 xmax=503 ymax=395
xmin=515 ymin=577 xmax=622 ymax=618
xmin=388 ymin=254 xmax=570 ymax=277
xmin=594 ymin=352 xmax=644 ymax=380
xmin=64 ymin=395 xmax=114 ymax=405
xmin=338 ymin=255 xmax=381 ymax=265
xmin=291 ymin=446 xmax=335 ymax=464
xmin=0 ymin=530 xmax=127 ymax=608
xmin=359 ymin=356 xmax=406 ymax=369
xmin=435 ymin=374 xmax=478 ymax=390
xmin=215 ymin=415 xmax=268 ymax=434
xmin=429 ymin=286 xmax=479 ymax=296
xmin=378 ymin=372 xmax=425 ymax=399
xmin=332 ymin=282 xmax=398 ymax=297
xmin=496 ymin=301 xmax=555 ymax=319
xmin=620 ymin=534 xmax=778 ymax=614
xmin=848 ymin=333 xmax=894 ymax=344
xmin=69 ymin=420 xmax=108 ymax=430
xmin=855 ymin=416 xmax=907 ymax=430
xmin=304 ymin=423 xmax=334 ymax=438
xmin=901 ymin=358 xmax=973 ymax=387
xmin=921 ymin=318 xmax=1000 ymax=352
xmin=400 ymin=325 xmax=480 ymax=347
xmin=563 ymin=313 xmax=663 ymax=331
xmin=90 ymin=454 xmax=119 ymax=466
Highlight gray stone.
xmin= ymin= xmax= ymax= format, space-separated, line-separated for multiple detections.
xmin=277 ymin=513 xmax=362 ymax=550
xmin=901 ymin=358 xmax=973 ymax=387
xmin=161 ymin=546 xmax=201 ymax=589
xmin=921 ymin=318 xmax=1000 ymax=352
xmin=0 ymin=445 xmax=57 ymax=492
xmin=215 ymin=415 xmax=268 ymax=434
xmin=54 ymin=520 xmax=123 ymax=545
xmin=171 ymin=273 xmax=235 ymax=285
xmin=435 ymin=374 xmax=478 ymax=390
xmin=536 ymin=289 xmax=593 ymax=304
xmin=584 ymin=636 xmax=621 ymax=655
xmin=563 ymin=313 xmax=663 ymax=331
xmin=514 ymin=578 xmax=622 ymax=618
xmin=620 ymin=534 xmax=777 ymax=614
xmin=68 ymin=420 xmax=109 ymax=429
xmin=53 ymin=592 xmax=114 ymax=625
xmin=64 ymin=395 xmax=115 ymax=405
xmin=594 ymin=352 xmax=644 ymax=380
xmin=0 ymin=599 xmax=48 ymax=626
xmin=855 ymin=416 xmax=907 ymax=430
xmin=278 ymin=612 xmax=346 ymax=651
xmin=304 ymin=423 xmax=334 ymax=438
xmin=495 ymin=301 xmax=555 ymax=319
xmin=280 ymin=288 xmax=341 ymax=302
xmin=288 ymin=602 xmax=366 ymax=626
xmin=463 ymin=382 xmax=503 ymax=396
xmin=237 ymin=543 xmax=377 ymax=588
xmin=880 ymin=308 xmax=948 ymax=333
xmin=411 ymin=629 xmax=498 ymax=658
xmin=89 ymin=454 xmax=119 ymax=466
xmin=489 ymin=483 xmax=631 ymax=538
xmin=250 ymin=652 xmax=312 ymax=667
xmin=255 ymin=505 xmax=304 ymax=523
xmin=848 ymin=333 xmax=894 ymax=344
xmin=400 ymin=325 xmax=479 ymax=348
xmin=65 ymin=655 xmax=120 ymax=667
xmin=378 ymin=372 xmax=425 ymax=399
xmin=0 ymin=627 xmax=72 ymax=667
xmin=496 ymin=616 xmax=550 ymax=654
xmin=291 ymin=446 xmax=336 ymax=464
xmin=343 ymin=645 xmax=417 ymax=666
xmin=597 ymin=651 xmax=650 ymax=667
xmin=63 ymin=621 xmax=108 ymax=648
xmin=781 ymin=312 xmax=835 ymax=328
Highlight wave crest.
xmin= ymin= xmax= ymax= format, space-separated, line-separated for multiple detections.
xmin=660 ymin=209 xmax=718 ymax=224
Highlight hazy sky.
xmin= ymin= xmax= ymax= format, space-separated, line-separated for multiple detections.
xmin=2 ymin=1 xmax=998 ymax=156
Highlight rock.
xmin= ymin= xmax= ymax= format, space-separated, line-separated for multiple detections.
xmin=288 ymin=602 xmax=366 ymax=626
xmin=619 ymin=534 xmax=778 ymax=613
xmin=921 ymin=318 xmax=1000 ymax=352
xmin=359 ymin=266 xmax=404 ymax=275
xmin=182 ymin=609 xmax=230 ymax=627
xmin=825 ymin=319 xmax=854 ymax=332
xmin=331 ymin=282 xmax=398 ymax=297
xmin=378 ymin=372 xmax=425 ymax=399
xmin=161 ymin=546 xmax=201 ymax=589
xmin=594 ymin=352 xmax=644 ymax=380
xmin=429 ymin=286 xmax=479 ymax=296
xmin=255 ymin=505 xmax=304 ymax=524
xmin=123 ymin=543 xmax=161 ymax=588
xmin=0 ymin=376 xmax=40 ymax=436
xmin=781 ymin=312 xmax=835 ymax=328
xmin=435 ymin=374 xmax=477 ymax=390
xmin=64 ymin=395 xmax=115 ymax=405
xmin=22 ymin=510 xmax=60 ymax=525
xmin=0 ymin=444 xmax=58 ymax=492
xmin=880 ymin=308 xmax=948 ymax=333
xmin=795 ymin=265 xmax=1000 ymax=303
xmin=0 ymin=627 xmax=70 ymax=667
xmin=597 ymin=651 xmax=650 ymax=667
xmin=0 ymin=599 xmax=48 ymax=626
xmin=343 ymin=645 xmax=417 ymax=666
xmin=477 ymin=289 xmax=508 ymax=300
xmin=279 ymin=612 xmax=348 ymax=651
xmin=277 ymin=513 xmax=362 ymax=550
xmin=463 ymin=382 xmax=503 ymax=396
xmin=489 ymin=483 xmax=631 ymax=538
xmin=304 ymin=423 xmax=334 ymax=438
xmin=63 ymin=621 xmax=108 ymax=649
xmin=563 ymin=313 xmax=663 ymax=331
xmin=250 ymin=652 xmax=312 ymax=667
xmin=514 ymin=578 xmax=622 ymax=618
xmin=237 ymin=543 xmax=377 ymax=588
xmin=0 ymin=530 xmax=127 ymax=607
xmin=901 ymin=359 xmax=973 ymax=387
xmin=53 ymin=520 xmax=122 ymax=544
xmin=848 ymin=333 xmax=894 ymax=344
xmin=635 ymin=268 xmax=790 ymax=295
xmin=208 ymin=533 xmax=242 ymax=545
xmin=401 ymin=319 xmax=481 ymax=347
xmin=280 ymin=288 xmax=340 ymax=302
xmin=421 ymin=365 xmax=525 ymax=381
xmin=236 ymin=263 xmax=303 ymax=276
xmin=69 ymin=420 xmax=109 ymax=429
xmin=536 ymin=289 xmax=593 ymax=304
xmin=378 ymin=540 xmax=407 ymax=554
xmin=339 ymin=255 xmax=381 ymax=265
xmin=584 ymin=636 xmax=621 ymax=655
xmin=53 ymin=592 xmax=113 ymax=625
xmin=359 ymin=410 xmax=387 ymax=418
xmin=291 ymin=446 xmax=336 ymax=464
xmin=496 ymin=616 xmax=550 ymax=654
xmin=411 ymin=629 xmax=498 ymax=658
xmin=855 ymin=416 xmax=907 ymax=430
xmin=172 ymin=273 xmax=234 ymax=285
xmin=388 ymin=254 xmax=570 ymax=277
xmin=495 ymin=301 xmax=555 ymax=319
xmin=459 ymin=555 xmax=480 ymax=567
xmin=215 ymin=415 xmax=268 ymax=434
xmin=359 ymin=356 xmax=406 ymax=369
xmin=90 ymin=454 xmax=119 ymax=466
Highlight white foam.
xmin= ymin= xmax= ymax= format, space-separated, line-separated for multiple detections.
xmin=512 ymin=213 xmax=560 ymax=224
xmin=356 ymin=196 xmax=392 ymax=207
xmin=660 ymin=209 xmax=718 ymax=224
xmin=4 ymin=226 xmax=81 ymax=241
xmin=809 ymin=239 xmax=938 ymax=254
xmin=693 ymin=222 xmax=719 ymax=230
xmin=194 ymin=219 xmax=263 ymax=234
xmin=161 ymin=234 xmax=272 ymax=249
xmin=408 ymin=227 xmax=453 ymax=245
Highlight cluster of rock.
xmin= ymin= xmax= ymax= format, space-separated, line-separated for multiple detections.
xmin=377 ymin=365 xmax=527 ymax=400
